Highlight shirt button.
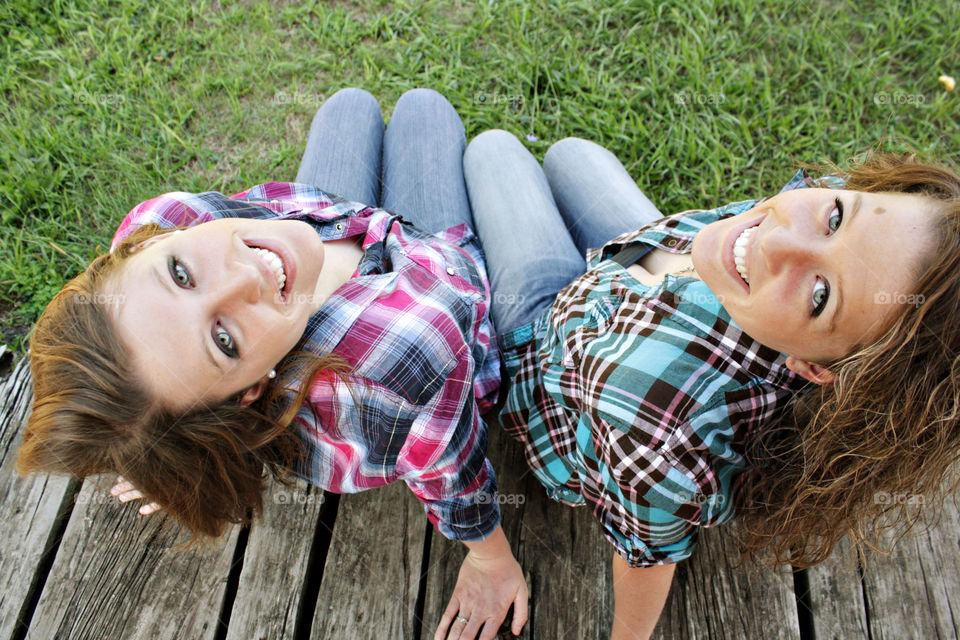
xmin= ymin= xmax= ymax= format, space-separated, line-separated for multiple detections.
xmin=336 ymin=223 xmax=343 ymax=231
xmin=270 ymin=199 xmax=279 ymax=203
xmin=446 ymin=267 xmax=455 ymax=275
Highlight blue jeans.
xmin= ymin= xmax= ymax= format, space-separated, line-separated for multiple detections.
xmin=296 ymin=88 xmax=472 ymax=233
xmin=298 ymin=94 xmax=664 ymax=335
xmin=464 ymin=131 xmax=663 ymax=333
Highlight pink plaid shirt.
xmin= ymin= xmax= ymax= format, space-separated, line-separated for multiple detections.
xmin=112 ymin=182 xmax=502 ymax=541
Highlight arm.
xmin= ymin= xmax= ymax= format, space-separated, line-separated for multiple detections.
xmin=435 ymin=525 xmax=528 ymax=640
xmin=610 ymin=552 xmax=676 ymax=640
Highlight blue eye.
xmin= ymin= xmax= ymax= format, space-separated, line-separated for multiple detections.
xmin=168 ymin=256 xmax=192 ymax=287
xmin=812 ymin=279 xmax=829 ymax=317
xmin=828 ymin=198 xmax=844 ymax=233
xmin=214 ymin=325 xmax=238 ymax=358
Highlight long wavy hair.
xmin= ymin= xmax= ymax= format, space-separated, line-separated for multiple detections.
xmin=16 ymin=223 xmax=345 ymax=546
xmin=735 ymin=153 xmax=960 ymax=568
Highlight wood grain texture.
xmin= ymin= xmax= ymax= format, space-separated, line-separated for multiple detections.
xmin=651 ymin=525 xmax=800 ymax=640
xmin=226 ymin=478 xmax=326 ymax=640
xmin=422 ymin=426 xmax=613 ymax=640
xmin=0 ymin=359 xmax=74 ymax=640
xmin=805 ymin=537 xmax=868 ymax=640
xmin=4 ymin=346 xmax=957 ymax=640
xmin=27 ymin=477 xmax=239 ymax=640
xmin=860 ymin=499 xmax=960 ymax=640
xmin=310 ymin=481 xmax=426 ymax=640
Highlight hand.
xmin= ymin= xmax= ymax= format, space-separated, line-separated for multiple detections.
xmin=435 ymin=528 xmax=528 ymax=640
xmin=109 ymin=475 xmax=161 ymax=515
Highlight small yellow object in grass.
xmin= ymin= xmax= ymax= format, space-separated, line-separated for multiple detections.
xmin=939 ymin=75 xmax=956 ymax=92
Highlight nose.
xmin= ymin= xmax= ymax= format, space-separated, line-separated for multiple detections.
xmin=214 ymin=257 xmax=262 ymax=307
xmin=761 ymin=226 xmax=822 ymax=275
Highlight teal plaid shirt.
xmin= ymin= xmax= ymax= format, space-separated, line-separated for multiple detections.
xmin=499 ymin=171 xmax=820 ymax=567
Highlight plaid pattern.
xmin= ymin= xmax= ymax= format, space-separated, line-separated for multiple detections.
xmin=112 ymin=182 xmax=502 ymax=542
xmin=499 ymin=170 xmax=816 ymax=566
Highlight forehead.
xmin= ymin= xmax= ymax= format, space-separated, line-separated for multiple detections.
xmin=829 ymin=190 xmax=938 ymax=353
xmin=107 ymin=245 xmax=227 ymax=409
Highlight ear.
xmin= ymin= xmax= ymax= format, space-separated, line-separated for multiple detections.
xmin=238 ymin=377 xmax=271 ymax=408
xmin=785 ymin=356 xmax=837 ymax=386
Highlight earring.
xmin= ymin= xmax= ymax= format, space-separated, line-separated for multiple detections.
xmin=268 ymin=369 xmax=276 ymax=379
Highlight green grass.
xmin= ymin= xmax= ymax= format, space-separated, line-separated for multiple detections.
xmin=1 ymin=0 xmax=958 ymax=351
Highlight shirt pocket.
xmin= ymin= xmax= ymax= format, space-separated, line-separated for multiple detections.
xmin=543 ymin=292 xmax=624 ymax=369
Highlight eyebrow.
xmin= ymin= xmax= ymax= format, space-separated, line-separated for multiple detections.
xmin=828 ymin=193 xmax=860 ymax=334
xmin=152 ymin=261 xmax=224 ymax=374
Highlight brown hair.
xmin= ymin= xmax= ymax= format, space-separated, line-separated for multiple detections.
xmin=736 ymin=153 xmax=960 ymax=568
xmin=16 ymin=224 xmax=344 ymax=546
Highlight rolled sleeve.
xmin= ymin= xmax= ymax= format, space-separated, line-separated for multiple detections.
xmin=406 ymin=453 xmax=501 ymax=541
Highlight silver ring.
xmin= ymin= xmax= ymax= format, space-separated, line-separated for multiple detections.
xmin=455 ymin=615 xmax=469 ymax=624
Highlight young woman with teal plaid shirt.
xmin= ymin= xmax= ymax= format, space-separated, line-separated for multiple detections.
xmin=464 ymin=130 xmax=960 ymax=639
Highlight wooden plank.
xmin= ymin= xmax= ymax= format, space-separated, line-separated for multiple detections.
xmin=860 ymin=498 xmax=960 ymax=640
xmin=652 ymin=525 xmax=801 ymax=640
xmin=0 ymin=359 xmax=74 ymax=640
xmin=805 ymin=537 xmax=869 ymax=640
xmin=422 ymin=426 xmax=613 ymax=640
xmin=27 ymin=476 xmax=240 ymax=639
xmin=226 ymin=478 xmax=326 ymax=640
xmin=310 ymin=481 xmax=426 ymax=640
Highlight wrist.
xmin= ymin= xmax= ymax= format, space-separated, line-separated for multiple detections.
xmin=462 ymin=525 xmax=513 ymax=562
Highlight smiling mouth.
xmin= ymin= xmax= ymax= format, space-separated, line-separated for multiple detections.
xmin=733 ymin=226 xmax=758 ymax=285
xmin=250 ymin=246 xmax=287 ymax=294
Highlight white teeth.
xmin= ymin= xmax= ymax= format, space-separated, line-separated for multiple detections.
xmin=251 ymin=247 xmax=286 ymax=292
xmin=733 ymin=226 xmax=757 ymax=284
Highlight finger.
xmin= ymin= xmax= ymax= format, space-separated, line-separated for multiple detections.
xmin=450 ymin=614 xmax=472 ymax=640
xmin=110 ymin=481 xmax=134 ymax=496
xmin=117 ymin=489 xmax=143 ymax=502
xmin=477 ymin=618 xmax=499 ymax=640
xmin=139 ymin=502 xmax=160 ymax=515
xmin=461 ymin=617 xmax=483 ymax=640
xmin=512 ymin=588 xmax=530 ymax=634
xmin=435 ymin=597 xmax=461 ymax=640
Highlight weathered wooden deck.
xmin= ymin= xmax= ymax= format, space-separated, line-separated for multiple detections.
xmin=1 ymin=356 xmax=958 ymax=640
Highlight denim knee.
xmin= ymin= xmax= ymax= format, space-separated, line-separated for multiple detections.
xmin=465 ymin=129 xmax=527 ymax=171
xmin=543 ymin=137 xmax=593 ymax=175
xmin=316 ymin=88 xmax=380 ymax=118
xmin=393 ymin=88 xmax=457 ymax=118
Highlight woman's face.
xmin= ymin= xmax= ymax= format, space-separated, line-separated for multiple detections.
xmin=692 ymin=188 xmax=939 ymax=378
xmin=106 ymin=218 xmax=328 ymax=410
